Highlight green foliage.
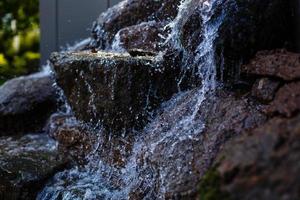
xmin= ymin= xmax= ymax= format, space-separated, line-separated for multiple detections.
xmin=198 ymin=168 xmax=231 ymax=200
xmin=0 ymin=0 xmax=40 ymax=84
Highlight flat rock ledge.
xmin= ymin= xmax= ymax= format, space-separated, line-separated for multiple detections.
xmin=50 ymin=51 xmax=195 ymax=134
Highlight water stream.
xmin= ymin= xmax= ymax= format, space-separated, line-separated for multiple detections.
xmin=38 ymin=0 xmax=227 ymax=199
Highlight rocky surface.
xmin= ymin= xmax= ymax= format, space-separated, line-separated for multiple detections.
xmin=0 ymin=0 xmax=295 ymax=199
xmin=90 ymin=0 xmax=296 ymax=83
xmin=50 ymin=51 xmax=197 ymax=134
xmin=45 ymin=113 xmax=97 ymax=165
xmin=0 ymin=134 xmax=68 ymax=200
xmin=213 ymin=115 xmax=300 ymax=200
xmin=266 ymin=81 xmax=300 ymax=117
xmin=214 ymin=0 xmax=295 ymax=82
xmin=197 ymin=49 xmax=300 ymax=200
xmin=251 ymin=78 xmax=280 ymax=103
xmin=242 ymin=49 xmax=300 ymax=81
xmin=90 ymin=0 xmax=180 ymax=49
xmin=129 ymin=88 xmax=267 ymax=199
xmin=0 ymin=72 xmax=60 ymax=136
xmin=112 ymin=21 xmax=165 ymax=52
xmin=42 ymin=0 xmax=300 ymax=197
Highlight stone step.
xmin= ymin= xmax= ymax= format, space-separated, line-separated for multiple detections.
xmin=50 ymin=51 xmax=197 ymax=134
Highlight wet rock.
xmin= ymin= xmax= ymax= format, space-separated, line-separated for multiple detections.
xmin=251 ymin=78 xmax=280 ymax=103
xmin=46 ymin=113 xmax=97 ymax=165
xmin=128 ymin=48 xmax=157 ymax=57
xmin=113 ymin=21 xmax=165 ymax=52
xmin=51 ymin=51 xmax=196 ymax=134
xmin=0 ymin=134 xmax=68 ymax=200
xmin=214 ymin=115 xmax=300 ymax=200
xmin=135 ymin=89 xmax=266 ymax=198
xmin=0 ymin=72 xmax=60 ymax=136
xmin=180 ymin=9 xmax=203 ymax=53
xmin=265 ymin=81 xmax=300 ymax=117
xmin=90 ymin=0 xmax=181 ymax=49
xmin=242 ymin=49 xmax=300 ymax=81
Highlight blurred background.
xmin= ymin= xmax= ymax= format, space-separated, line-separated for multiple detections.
xmin=0 ymin=0 xmax=40 ymax=84
xmin=0 ymin=0 xmax=121 ymax=85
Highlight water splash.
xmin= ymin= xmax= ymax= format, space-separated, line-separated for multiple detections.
xmin=38 ymin=0 xmax=226 ymax=199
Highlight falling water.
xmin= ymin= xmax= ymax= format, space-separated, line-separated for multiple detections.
xmin=38 ymin=0 xmax=227 ymax=199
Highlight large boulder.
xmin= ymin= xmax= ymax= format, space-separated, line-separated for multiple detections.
xmin=0 ymin=72 xmax=60 ymax=136
xmin=197 ymin=49 xmax=300 ymax=200
xmin=130 ymin=89 xmax=266 ymax=198
xmin=50 ymin=51 xmax=197 ymax=133
xmin=0 ymin=134 xmax=68 ymax=200
xmin=210 ymin=115 xmax=300 ymax=200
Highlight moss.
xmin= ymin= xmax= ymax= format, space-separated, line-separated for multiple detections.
xmin=198 ymin=168 xmax=231 ymax=200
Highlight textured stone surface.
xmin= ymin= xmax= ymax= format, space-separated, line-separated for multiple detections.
xmin=215 ymin=115 xmax=300 ymax=200
xmin=266 ymin=81 xmax=300 ymax=117
xmin=90 ymin=0 xmax=295 ymax=83
xmin=90 ymin=0 xmax=180 ymax=49
xmin=251 ymin=78 xmax=280 ymax=103
xmin=0 ymin=134 xmax=68 ymax=200
xmin=133 ymin=89 xmax=266 ymax=198
xmin=51 ymin=51 xmax=197 ymax=133
xmin=46 ymin=113 xmax=96 ymax=165
xmin=112 ymin=21 xmax=165 ymax=52
xmin=242 ymin=49 xmax=300 ymax=81
xmin=0 ymin=73 xmax=59 ymax=136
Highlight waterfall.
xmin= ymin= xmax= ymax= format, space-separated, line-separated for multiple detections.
xmin=37 ymin=0 xmax=227 ymax=199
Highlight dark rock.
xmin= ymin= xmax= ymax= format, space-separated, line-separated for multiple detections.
xmin=0 ymin=134 xmax=68 ymax=200
xmin=242 ymin=49 xmax=300 ymax=81
xmin=134 ymin=89 xmax=266 ymax=198
xmin=90 ymin=0 xmax=181 ymax=49
xmin=50 ymin=51 xmax=196 ymax=134
xmin=215 ymin=115 xmax=300 ymax=200
xmin=251 ymin=78 xmax=280 ymax=103
xmin=215 ymin=0 xmax=295 ymax=82
xmin=265 ymin=81 xmax=300 ymax=117
xmin=180 ymin=9 xmax=203 ymax=53
xmin=0 ymin=72 xmax=60 ymax=136
xmin=46 ymin=113 xmax=97 ymax=165
xmin=128 ymin=48 xmax=157 ymax=57
xmin=113 ymin=21 xmax=165 ymax=52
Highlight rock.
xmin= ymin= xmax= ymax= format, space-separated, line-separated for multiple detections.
xmin=112 ymin=21 xmax=165 ymax=52
xmin=90 ymin=0 xmax=181 ymax=49
xmin=265 ymin=81 xmax=300 ymax=117
xmin=0 ymin=134 xmax=68 ymax=200
xmin=133 ymin=89 xmax=266 ymax=198
xmin=90 ymin=0 xmax=295 ymax=83
xmin=46 ymin=113 xmax=96 ymax=165
xmin=128 ymin=48 xmax=157 ymax=57
xmin=50 ymin=51 xmax=197 ymax=133
xmin=251 ymin=78 xmax=280 ymax=103
xmin=214 ymin=115 xmax=300 ymax=200
xmin=242 ymin=49 xmax=300 ymax=81
xmin=215 ymin=0 xmax=295 ymax=82
xmin=0 ymin=72 xmax=60 ymax=136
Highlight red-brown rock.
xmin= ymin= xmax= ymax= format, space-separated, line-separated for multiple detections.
xmin=242 ymin=49 xmax=300 ymax=81
xmin=265 ymin=81 xmax=300 ymax=117
xmin=215 ymin=115 xmax=300 ymax=200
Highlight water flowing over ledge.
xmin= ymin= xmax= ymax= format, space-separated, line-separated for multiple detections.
xmin=0 ymin=0 xmax=300 ymax=200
